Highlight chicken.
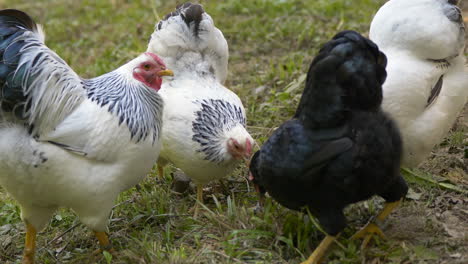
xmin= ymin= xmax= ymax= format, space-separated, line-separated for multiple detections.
xmin=370 ymin=0 xmax=468 ymax=167
xmin=0 ymin=9 xmax=173 ymax=263
xmin=249 ymin=31 xmax=408 ymax=264
xmin=147 ymin=3 xmax=253 ymax=216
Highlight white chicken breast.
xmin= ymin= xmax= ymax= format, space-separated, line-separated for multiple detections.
xmin=147 ymin=3 xmax=253 ymax=216
xmin=0 ymin=9 xmax=172 ymax=263
xmin=370 ymin=0 xmax=468 ymax=167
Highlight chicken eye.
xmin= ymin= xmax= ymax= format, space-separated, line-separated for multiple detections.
xmin=143 ymin=64 xmax=151 ymax=70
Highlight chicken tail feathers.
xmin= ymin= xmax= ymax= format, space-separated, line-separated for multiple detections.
xmin=0 ymin=9 xmax=42 ymax=119
xmin=0 ymin=9 xmax=37 ymax=33
xmin=148 ymin=2 xmax=229 ymax=82
xmin=159 ymin=3 xmax=204 ymax=37
xmin=0 ymin=9 xmax=44 ymax=42
xmin=0 ymin=9 xmax=84 ymax=136
xmin=296 ymin=30 xmax=387 ymax=128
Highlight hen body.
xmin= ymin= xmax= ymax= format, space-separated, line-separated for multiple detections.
xmin=370 ymin=0 xmax=468 ymax=167
xmin=250 ymin=31 xmax=408 ymax=237
xmin=0 ymin=10 xmax=169 ymax=262
xmin=147 ymin=3 xmax=253 ymax=192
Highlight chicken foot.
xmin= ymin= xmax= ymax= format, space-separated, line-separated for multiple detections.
xmin=351 ymin=199 xmax=402 ymax=249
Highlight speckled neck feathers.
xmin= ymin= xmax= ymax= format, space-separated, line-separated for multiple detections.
xmin=192 ymin=99 xmax=245 ymax=163
xmin=84 ymin=71 xmax=163 ymax=144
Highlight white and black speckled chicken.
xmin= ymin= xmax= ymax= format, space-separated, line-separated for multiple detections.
xmin=0 ymin=9 xmax=172 ymax=263
xmin=370 ymin=0 xmax=468 ymax=167
xmin=147 ymin=3 xmax=253 ymax=216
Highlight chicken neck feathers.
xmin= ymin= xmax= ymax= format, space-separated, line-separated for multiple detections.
xmin=192 ymin=98 xmax=246 ymax=163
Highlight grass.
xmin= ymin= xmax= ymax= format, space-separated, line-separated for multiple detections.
xmin=0 ymin=0 xmax=467 ymax=263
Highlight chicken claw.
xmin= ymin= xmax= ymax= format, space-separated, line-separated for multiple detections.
xmin=350 ymin=221 xmax=386 ymax=249
xmin=351 ymin=200 xmax=402 ymax=249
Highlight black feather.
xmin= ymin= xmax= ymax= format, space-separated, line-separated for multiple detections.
xmin=0 ymin=9 xmax=39 ymax=120
xmin=444 ymin=4 xmax=463 ymax=24
xmin=294 ymin=30 xmax=387 ymax=130
xmin=0 ymin=9 xmax=37 ymax=32
xmin=427 ymin=75 xmax=443 ymax=107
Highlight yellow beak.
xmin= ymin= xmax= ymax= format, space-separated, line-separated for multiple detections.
xmin=157 ymin=69 xmax=174 ymax=77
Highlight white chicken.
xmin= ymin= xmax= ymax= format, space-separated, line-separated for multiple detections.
xmin=147 ymin=3 xmax=253 ymax=216
xmin=370 ymin=0 xmax=468 ymax=167
xmin=0 ymin=9 xmax=173 ymax=263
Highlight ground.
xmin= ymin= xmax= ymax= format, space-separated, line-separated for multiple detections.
xmin=0 ymin=0 xmax=466 ymax=263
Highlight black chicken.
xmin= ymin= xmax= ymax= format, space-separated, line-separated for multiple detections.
xmin=249 ymin=31 xmax=408 ymax=264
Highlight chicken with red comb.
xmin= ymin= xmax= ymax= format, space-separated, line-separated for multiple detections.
xmin=147 ymin=2 xmax=253 ymax=217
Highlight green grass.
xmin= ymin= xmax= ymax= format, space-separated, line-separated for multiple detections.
xmin=0 ymin=0 xmax=467 ymax=263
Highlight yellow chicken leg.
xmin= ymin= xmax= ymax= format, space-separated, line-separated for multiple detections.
xmin=157 ymin=163 xmax=164 ymax=179
xmin=193 ymin=184 xmax=204 ymax=218
xmin=301 ymin=235 xmax=336 ymax=264
xmin=94 ymin=231 xmax=113 ymax=253
xmin=22 ymin=223 xmax=37 ymax=264
xmin=351 ymin=199 xmax=402 ymax=248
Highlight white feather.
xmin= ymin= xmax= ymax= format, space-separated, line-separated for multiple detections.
xmin=0 ymin=119 xmax=160 ymax=231
xmin=35 ymin=23 xmax=46 ymax=43
xmin=14 ymin=31 xmax=85 ymax=136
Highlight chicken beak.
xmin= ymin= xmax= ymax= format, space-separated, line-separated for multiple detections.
xmin=157 ymin=69 xmax=174 ymax=77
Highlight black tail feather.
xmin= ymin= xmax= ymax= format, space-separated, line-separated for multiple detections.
xmin=0 ymin=9 xmax=37 ymax=118
xmin=295 ymin=30 xmax=387 ymax=128
xmin=0 ymin=9 xmax=37 ymax=32
xmin=157 ymin=2 xmax=205 ymax=37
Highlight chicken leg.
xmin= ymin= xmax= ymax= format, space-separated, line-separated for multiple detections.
xmin=22 ymin=222 xmax=36 ymax=264
xmin=301 ymin=235 xmax=337 ymax=264
xmin=193 ymin=184 xmax=204 ymax=218
xmin=157 ymin=164 xmax=164 ymax=179
xmin=94 ymin=231 xmax=113 ymax=253
xmin=351 ymin=199 xmax=402 ymax=248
